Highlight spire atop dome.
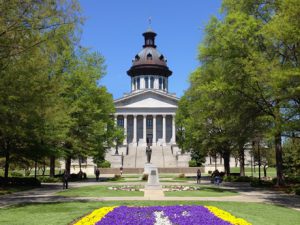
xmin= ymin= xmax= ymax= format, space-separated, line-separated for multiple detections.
xmin=127 ymin=29 xmax=172 ymax=78
xmin=143 ymin=27 xmax=156 ymax=48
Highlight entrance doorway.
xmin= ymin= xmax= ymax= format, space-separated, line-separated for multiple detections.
xmin=147 ymin=134 xmax=153 ymax=146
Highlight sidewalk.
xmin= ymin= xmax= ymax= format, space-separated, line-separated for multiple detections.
xmin=0 ymin=181 xmax=299 ymax=211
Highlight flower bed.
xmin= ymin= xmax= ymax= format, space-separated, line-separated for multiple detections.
xmin=163 ymin=185 xmax=201 ymax=192
xmin=74 ymin=205 xmax=251 ymax=225
xmin=107 ymin=185 xmax=141 ymax=191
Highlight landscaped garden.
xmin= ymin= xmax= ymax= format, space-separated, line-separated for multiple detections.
xmin=56 ymin=185 xmax=144 ymax=197
xmin=163 ymin=185 xmax=238 ymax=197
xmin=0 ymin=201 xmax=299 ymax=225
xmin=74 ymin=205 xmax=251 ymax=225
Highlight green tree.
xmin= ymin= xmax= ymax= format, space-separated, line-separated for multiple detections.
xmin=0 ymin=0 xmax=81 ymax=178
xmin=178 ymin=0 xmax=299 ymax=185
xmin=62 ymin=48 xmax=115 ymax=174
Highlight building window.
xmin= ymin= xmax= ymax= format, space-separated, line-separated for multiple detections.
xmin=147 ymin=53 xmax=152 ymax=60
xmin=117 ymin=118 xmax=124 ymax=127
xmin=137 ymin=77 xmax=140 ymax=89
xmin=159 ymin=77 xmax=163 ymax=89
xmin=163 ymin=78 xmax=166 ymax=90
xmin=147 ymin=119 xmax=153 ymax=128
xmin=150 ymin=77 xmax=154 ymax=88
xmin=145 ymin=77 xmax=149 ymax=88
xmin=133 ymin=78 xmax=136 ymax=90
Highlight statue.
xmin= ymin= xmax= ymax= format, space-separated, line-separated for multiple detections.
xmin=146 ymin=145 xmax=152 ymax=163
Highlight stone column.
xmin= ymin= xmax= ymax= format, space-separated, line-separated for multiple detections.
xmin=133 ymin=114 xmax=137 ymax=145
xmin=171 ymin=114 xmax=176 ymax=144
xmin=153 ymin=115 xmax=156 ymax=146
xmin=162 ymin=114 xmax=166 ymax=145
xmin=123 ymin=115 xmax=127 ymax=145
xmin=143 ymin=115 xmax=147 ymax=145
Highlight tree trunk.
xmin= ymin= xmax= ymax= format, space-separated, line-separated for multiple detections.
xmin=275 ymin=132 xmax=285 ymax=186
xmin=4 ymin=148 xmax=10 ymax=178
xmin=239 ymin=144 xmax=245 ymax=176
xmin=42 ymin=160 xmax=46 ymax=176
xmin=263 ymin=164 xmax=267 ymax=177
xmin=34 ymin=160 xmax=37 ymax=178
xmin=49 ymin=156 xmax=55 ymax=177
xmin=223 ymin=150 xmax=230 ymax=175
xmin=273 ymin=102 xmax=285 ymax=186
xmin=65 ymin=156 xmax=71 ymax=175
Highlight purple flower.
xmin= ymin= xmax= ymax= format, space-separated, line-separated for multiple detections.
xmin=96 ymin=206 xmax=233 ymax=225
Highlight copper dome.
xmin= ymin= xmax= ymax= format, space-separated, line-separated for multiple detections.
xmin=127 ymin=29 xmax=172 ymax=77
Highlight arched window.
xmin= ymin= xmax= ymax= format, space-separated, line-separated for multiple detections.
xmin=147 ymin=53 xmax=152 ymax=60
xmin=137 ymin=77 xmax=140 ymax=89
xmin=159 ymin=77 xmax=163 ymax=89
xmin=117 ymin=118 xmax=124 ymax=127
xmin=150 ymin=77 xmax=154 ymax=88
xmin=145 ymin=77 xmax=149 ymax=89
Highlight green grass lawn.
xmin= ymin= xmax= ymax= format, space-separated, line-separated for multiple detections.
xmin=230 ymin=167 xmax=276 ymax=177
xmin=0 ymin=201 xmax=299 ymax=225
xmin=164 ymin=186 xmax=238 ymax=197
xmin=56 ymin=185 xmax=144 ymax=197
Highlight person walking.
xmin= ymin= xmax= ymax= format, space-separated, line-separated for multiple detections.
xmin=197 ymin=169 xmax=201 ymax=184
xmin=120 ymin=166 xmax=123 ymax=176
xmin=95 ymin=168 xmax=100 ymax=181
xmin=63 ymin=170 xmax=69 ymax=189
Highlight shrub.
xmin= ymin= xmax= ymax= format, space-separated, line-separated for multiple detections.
xmin=285 ymin=176 xmax=300 ymax=184
xmin=188 ymin=160 xmax=197 ymax=167
xmin=99 ymin=160 xmax=111 ymax=168
xmin=69 ymin=172 xmax=87 ymax=181
xmin=295 ymin=187 xmax=300 ymax=195
xmin=250 ymin=178 xmax=273 ymax=187
xmin=11 ymin=171 xmax=23 ymax=177
xmin=223 ymin=176 xmax=233 ymax=182
xmin=141 ymin=173 xmax=148 ymax=181
xmin=178 ymin=173 xmax=185 ymax=178
xmin=0 ymin=177 xmax=41 ymax=187
xmin=38 ymin=176 xmax=61 ymax=183
xmin=208 ymin=171 xmax=212 ymax=174
xmin=111 ymin=174 xmax=122 ymax=181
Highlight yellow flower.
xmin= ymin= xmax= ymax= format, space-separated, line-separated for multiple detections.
xmin=74 ymin=206 xmax=117 ymax=225
xmin=205 ymin=206 xmax=252 ymax=225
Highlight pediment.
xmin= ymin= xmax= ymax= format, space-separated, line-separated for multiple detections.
xmin=114 ymin=90 xmax=178 ymax=108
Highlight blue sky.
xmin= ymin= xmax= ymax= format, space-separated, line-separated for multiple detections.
xmin=79 ymin=0 xmax=222 ymax=99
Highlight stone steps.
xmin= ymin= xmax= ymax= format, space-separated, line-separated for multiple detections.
xmin=121 ymin=145 xmax=187 ymax=168
xmin=162 ymin=146 xmax=177 ymax=168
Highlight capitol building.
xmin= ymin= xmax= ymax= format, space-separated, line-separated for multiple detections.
xmin=104 ymin=28 xmax=191 ymax=169
xmin=68 ymin=28 xmax=246 ymax=174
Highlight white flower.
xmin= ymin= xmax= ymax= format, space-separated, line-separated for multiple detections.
xmin=154 ymin=211 xmax=173 ymax=225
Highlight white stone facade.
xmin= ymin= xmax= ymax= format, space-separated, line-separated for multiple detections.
xmin=114 ymin=90 xmax=178 ymax=147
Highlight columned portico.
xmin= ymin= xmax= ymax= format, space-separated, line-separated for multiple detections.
xmin=162 ymin=114 xmax=166 ymax=146
xmin=171 ymin=114 xmax=176 ymax=144
xmin=133 ymin=114 xmax=137 ymax=144
xmin=153 ymin=115 xmax=156 ymax=146
xmin=123 ymin=115 xmax=127 ymax=145
xmin=143 ymin=115 xmax=147 ymax=144
xmin=116 ymin=113 xmax=176 ymax=146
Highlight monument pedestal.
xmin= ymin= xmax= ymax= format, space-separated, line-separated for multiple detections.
xmin=144 ymin=164 xmax=162 ymax=190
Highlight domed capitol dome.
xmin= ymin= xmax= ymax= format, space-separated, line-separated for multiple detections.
xmin=127 ymin=28 xmax=172 ymax=77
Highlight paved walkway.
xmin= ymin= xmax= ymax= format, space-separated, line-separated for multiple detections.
xmin=0 ymin=181 xmax=299 ymax=211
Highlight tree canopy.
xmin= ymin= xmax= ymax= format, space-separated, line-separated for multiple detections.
xmin=0 ymin=0 xmax=117 ymax=178
xmin=177 ymin=0 xmax=300 ymax=185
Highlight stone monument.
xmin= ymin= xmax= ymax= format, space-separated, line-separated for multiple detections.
xmin=144 ymin=165 xmax=162 ymax=190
